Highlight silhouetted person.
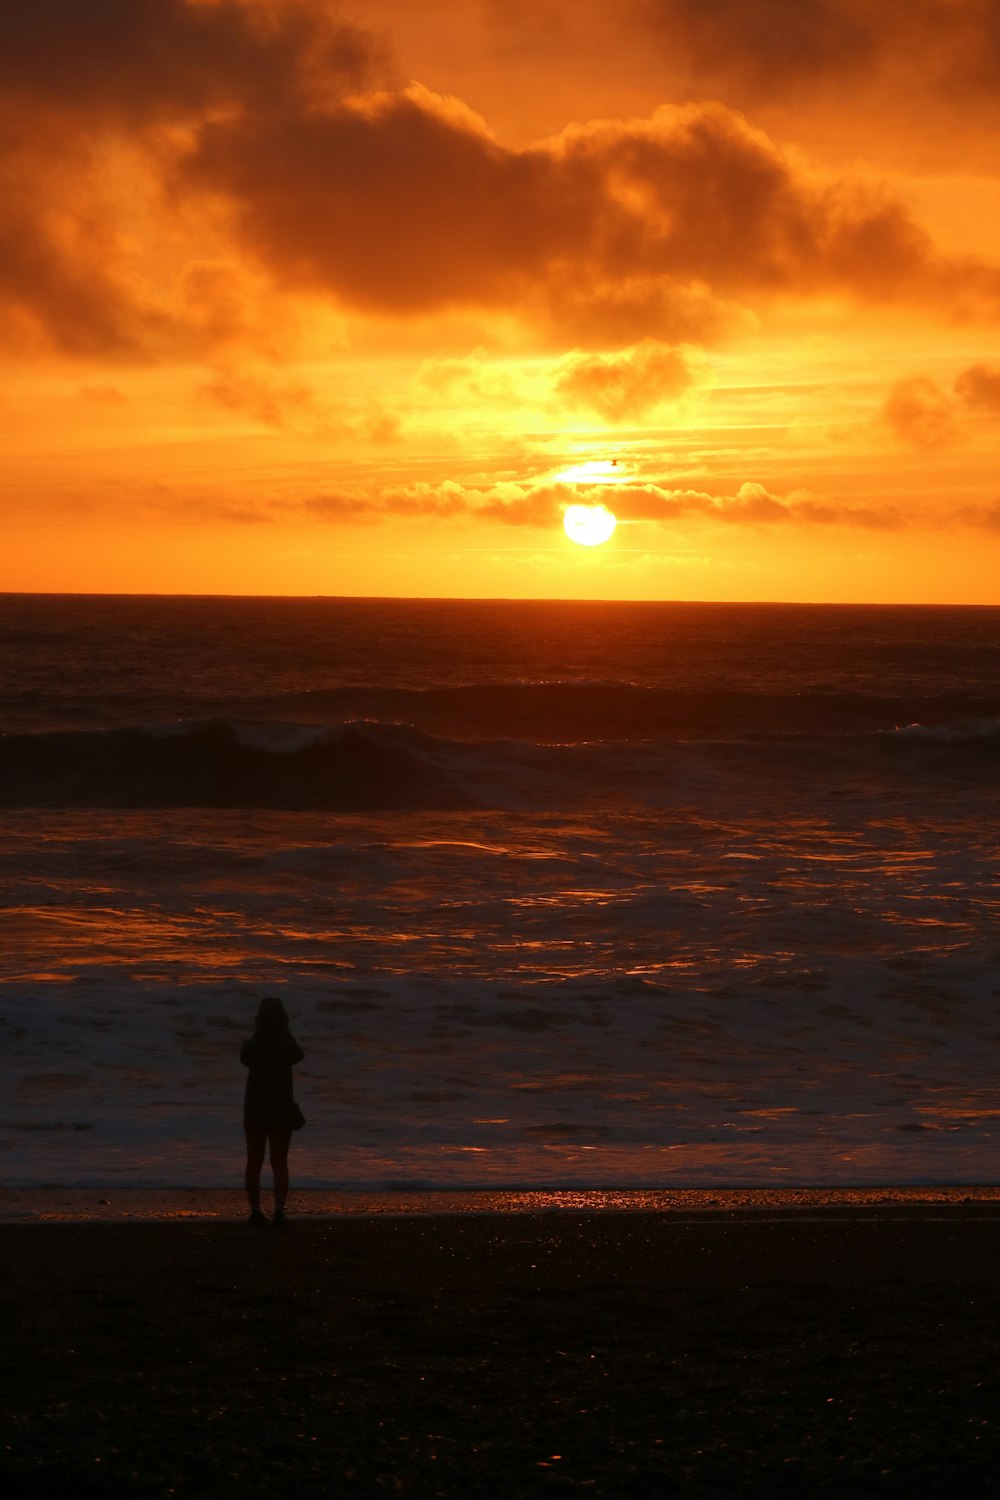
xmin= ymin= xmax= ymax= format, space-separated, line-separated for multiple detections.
xmin=241 ymin=996 xmax=303 ymax=1227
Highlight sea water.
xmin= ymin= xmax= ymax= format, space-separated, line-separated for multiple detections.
xmin=2 ymin=594 xmax=1000 ymax=1190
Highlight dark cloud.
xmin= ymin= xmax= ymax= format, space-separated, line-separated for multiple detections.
xmin=4 ymin=3 xmax=1000 ymax=359
xmin=640 ymin=0 xmax=874 ymax=90
xmin=180 ymin=92 xmax=1000 ymax=338
xmin=0 ymin=0 xmax=381 ymax=124
xmin=183 ymin=87 xmax=595 ymax=316
xmin=635 ymin=1 xmax=1000 ymax=105
xmin=484 ymin=0 xmax=1000 ymax=167
xmin=0 ymin=0 xmax=381 ymax=357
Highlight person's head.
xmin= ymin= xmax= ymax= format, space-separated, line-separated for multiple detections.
xmin=254 ymin=995 xmax=290 ymax=1035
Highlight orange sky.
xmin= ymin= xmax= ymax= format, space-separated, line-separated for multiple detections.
xmin=4 ymin=0 xmax=1000 ymax=602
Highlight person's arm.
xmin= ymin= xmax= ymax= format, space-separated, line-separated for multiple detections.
xmin=240 ymin=1039 xmax=254 ymax=1066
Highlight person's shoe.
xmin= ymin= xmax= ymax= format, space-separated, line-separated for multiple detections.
xmin=272 ymin=1208 xmax=289 ymax=1228
xmin=247 ymin=1209 xmax=268 ymax=1228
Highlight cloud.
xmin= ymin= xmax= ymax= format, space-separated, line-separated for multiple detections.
xmin=636 ymin=0 xmax=891 ymax=93
xmin=177 ymin=261 xmax=264 ymax=352
xmin=880 ymin=376 xmax=957 ymax=449
xmin=530 ymin=277 xmax=754 ymax=348
xmin=5 ymin=6 xmax=1000 ymax=362
xmin=303 ymin=484 xmax=468 ymax=522
xmin=0 ymin=147 xmax=170 ymax=357
xmin=46 ymin=463 xmax=1000 ymax=536
xmin=200 ymin=368 xmax=321 ymax=430
xmin=957 ymin=500 xmax=1000 ymax=530
xmin=485 ymin=2 xmax=1000 ymax=175
xmin=415 ymin=339 xmax=708 ymax=424
xmin=178 ymin=90 xmax=1000 ymax=341
xmin=552 ymin=339 xmax=707 ymax=421
xmin=300 ymin=493 xmax=385 ymax=523
xmin=281 ymin=475 xmax=909 ymax=531
xmin=0 ymin=0 xmax=381 ymax=358
xmin=0 ymin=0 xmax=382 ymax=124
xmin=608 ymin=480 xmax=906 ymax=530
xmin=78 ymin=383 xmax=129 ymax=405
xmin=954 ymin=362 xmax=1000 ymax=412
xmin=634 ymin=1 xmax=1000 ymax=108
xmin=414 ymin=354 xmax=524 ymax=406
xmin=200 ymin=364 xmax=402 ymax=441
xmin=181 ymin=84 xmax=597 ymax=317
xmin=879 ymin=361 xmax=1000 ymax=446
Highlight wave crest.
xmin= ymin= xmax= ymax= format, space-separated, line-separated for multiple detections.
xmin=1 ymin=706 xmax=998 ymax=809
xmin=0 ymin=719 xmax=473 ymax=811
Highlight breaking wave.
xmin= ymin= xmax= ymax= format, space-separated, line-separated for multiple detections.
xmin=1 ymin=705 xmax=999 ymax=810
xmin=0 ymin=719 xmax=476 ymax=811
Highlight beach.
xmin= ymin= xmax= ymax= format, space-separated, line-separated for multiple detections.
xmin=5 ymin=1204 xmax=1000 ymax=1497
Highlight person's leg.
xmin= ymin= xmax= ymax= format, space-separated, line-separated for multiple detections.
xmin=244 ymin=1120 xmax=267 ymax=1212
xmin=268 ymin=1126 xmax=293 ymax=1213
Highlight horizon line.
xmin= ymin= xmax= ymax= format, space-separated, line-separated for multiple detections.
xmin=2 ymin=590 xmax=1000 ymax=609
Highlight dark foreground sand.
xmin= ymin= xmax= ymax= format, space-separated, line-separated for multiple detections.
xmin=4 ymin=1207 xmax=1000 ymax=1498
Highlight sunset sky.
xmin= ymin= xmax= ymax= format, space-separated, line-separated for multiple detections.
xmin=4 ymin=0 xmax=1000 ymax=601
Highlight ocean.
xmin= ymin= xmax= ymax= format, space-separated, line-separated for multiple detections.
xmin=2 ymin=593 xmax=1000 ymax=1193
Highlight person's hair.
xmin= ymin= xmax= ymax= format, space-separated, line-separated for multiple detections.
xmin=254 ymin=996 xmax=291 ymax=1036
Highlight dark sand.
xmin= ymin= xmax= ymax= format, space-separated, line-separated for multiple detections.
xmin=5 ymin=1207 xmax=1000 ymax=1497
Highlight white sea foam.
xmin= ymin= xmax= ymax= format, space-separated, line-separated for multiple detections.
xmin=891 ymin=718 xmax=1000 ymax=741
xmin=2 ymin=960 xmax=999 ymax=1189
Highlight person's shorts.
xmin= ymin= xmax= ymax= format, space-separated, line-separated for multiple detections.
xmin=243 ymin=1109 xmax=293 ymax=1133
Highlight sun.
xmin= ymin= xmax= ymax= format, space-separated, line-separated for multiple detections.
xmin=563 ymin=503 xmax=617 ymax=547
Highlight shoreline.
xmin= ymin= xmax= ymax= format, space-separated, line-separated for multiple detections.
xmin=4 ymin=1182 xmax=1000 ymax=1222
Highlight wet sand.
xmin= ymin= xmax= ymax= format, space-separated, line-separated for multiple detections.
xmin=6 ymin=1184 xmax=1000 ymax=1222
xmin=4 ymin=1207 xmax=1000 ymax=1496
